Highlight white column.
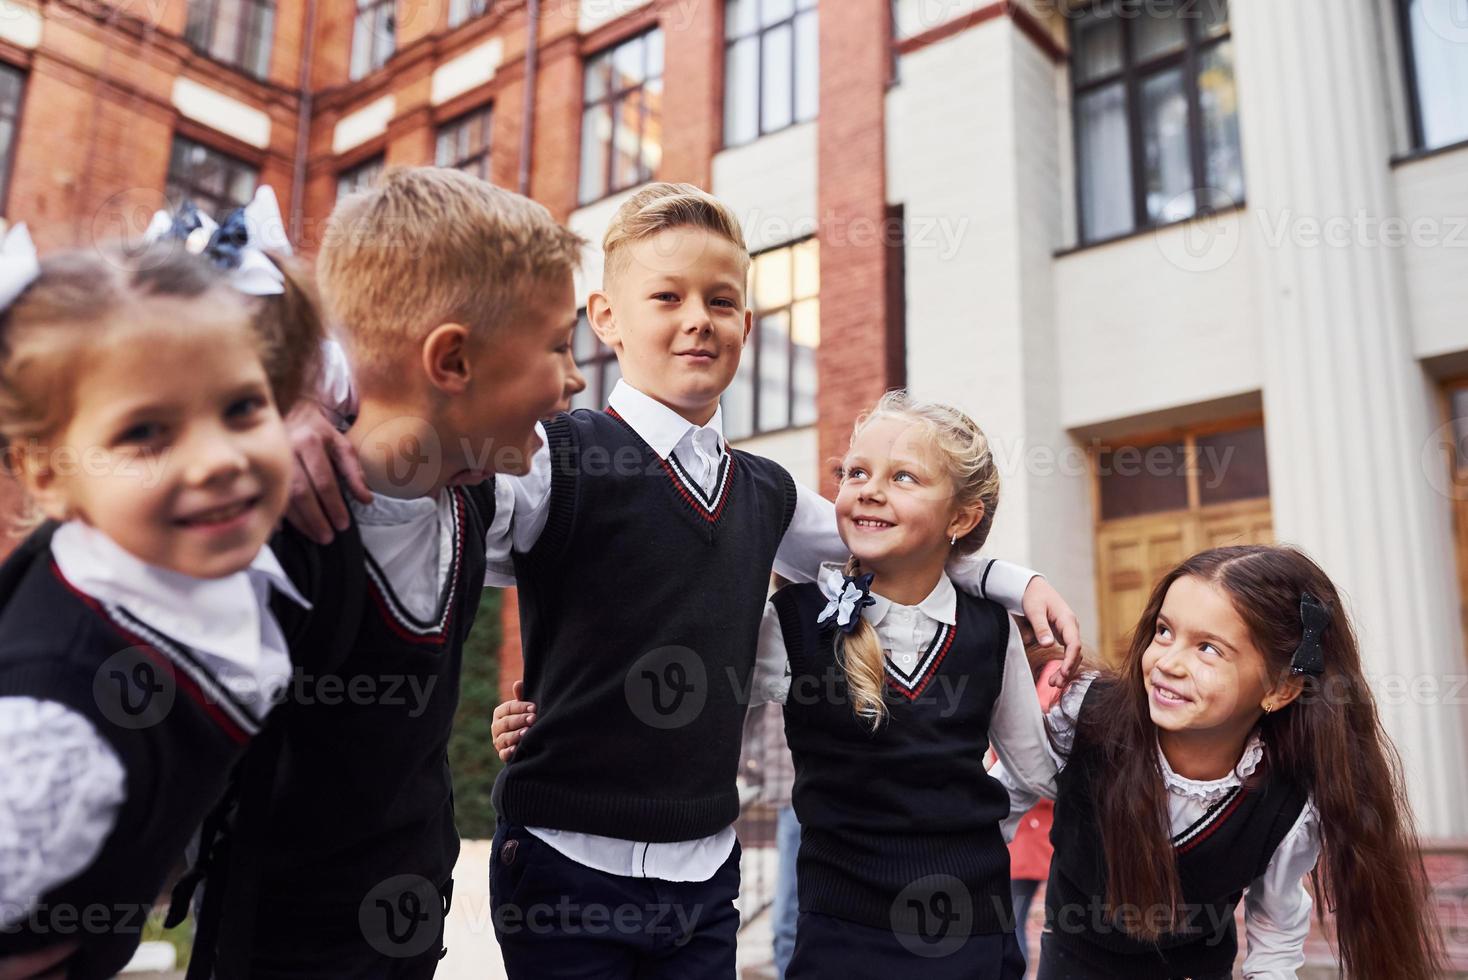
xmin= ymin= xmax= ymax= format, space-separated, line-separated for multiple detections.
xmin=1232 ymin=0 xmax=1468 ymax=834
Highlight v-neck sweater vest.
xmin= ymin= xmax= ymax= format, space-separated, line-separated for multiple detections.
xmin=493 ymin=408 xmax=797 ymax=842
xmin=773 ymin=581 xmax=1015 ymax=936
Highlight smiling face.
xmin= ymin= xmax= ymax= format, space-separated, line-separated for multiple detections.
xmin=834 ymin=416 xmax=982 ymax=579
xmin=23 ymin=299 xmax=292 ymax=579
xmin=1141 ymin=574 xmax=1283 ymax=737
xmin=589 ymin=226 xmax=751 ymax=424
xmin=441 ymin=271 xmax=579 ymax=482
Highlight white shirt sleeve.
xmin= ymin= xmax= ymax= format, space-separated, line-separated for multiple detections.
xmin=750 ymin=601 xmax=791 ymax=707
xmin=989 ymin=670 xmax=1091 ymax=841
xmin=773 ymin=480 xmax=1039 ymax=614
xmin=987 ymin=623 xmax=1058 ymax=826
xmin=482 ymin=424 xmax=555 ymax=588
xmin=316 ymin=339 xmax=357 ymax=423
xmin=0 ymin=698 xmax=127 ymax=928
xmin=1242 ymin=802 xmax=1321 ymax=979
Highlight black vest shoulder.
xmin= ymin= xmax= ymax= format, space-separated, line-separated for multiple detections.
xmin=1045 ymin=679 xmax=1310 ymax=978
xmin=494 ymin=408 xmax=797 ymax=841
xmin=0 ymin=528 xmax=256 ymax=979
xmin=774 ymin=580 xmax=1017 ymax=936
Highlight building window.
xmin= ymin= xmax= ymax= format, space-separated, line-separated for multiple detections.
xmin=350 ymin=0 xmax=396 ymax=80
xmin=436 ymin=105 xmax=492 ymax=180
xmin=0 ymin=65 xmax=22 ymax=215
xmin=165 ymin=136 xmax=259 ymax=221
xmin=723 ymin=239 xmax=819 ymax=441
xmin=724 ymin=0 xmax=818 ymax=147
xmin=579 ymin=29 xmax=663 ymax=205
xmin=337 ymin=156 xmax=384 ymax=199
xmin=447 ymin=0 xmax=488 ymax=29
xmin=570 ymin=309 xmax=621 ymax=411
xmin=1398 ymin=0 xmax=1468 ymax=151
xmin=1069 ymin=0 xmax=1243 ymax=245
xmin=184 ymin=0 xmax=275 ymax=78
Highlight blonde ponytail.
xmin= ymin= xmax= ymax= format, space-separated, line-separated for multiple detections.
xmin=834 ymin=557 xmax=889 ymax=730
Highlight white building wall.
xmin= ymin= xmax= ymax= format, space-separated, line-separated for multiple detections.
xmin=1394 ymin=148 xmax=1468 ymax=361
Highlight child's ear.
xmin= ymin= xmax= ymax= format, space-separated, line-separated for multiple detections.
xmin=741 ymin=308 xmax=753 ymax=345
xmin=1263 ymin=673 xmax=1306 ymax=713
xmin=9 ymin=445 xmax=70 ymax=522
xmin=421 ymin=323 xmax=471 ymax=394
xmin=587 ymin=292 xmax=618 ymax=350
xmin=946 ymin=500 xmax=984 ymax=544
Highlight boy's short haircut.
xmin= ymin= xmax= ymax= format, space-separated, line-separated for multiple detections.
xmin=317 ymin=166 xmax=585 ymax=387
xmin=601 ymin=183 xmax=750 ymax=286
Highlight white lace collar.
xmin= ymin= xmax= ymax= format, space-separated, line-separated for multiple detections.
xmin=1157 ymin=730 xmax=1265 ymax=803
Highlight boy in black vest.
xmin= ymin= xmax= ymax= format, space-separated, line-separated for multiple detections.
xmin=291 ymin=183 xmax=1082 ymax=979
xmin=187 ymin=167 xmax=585 ymax=979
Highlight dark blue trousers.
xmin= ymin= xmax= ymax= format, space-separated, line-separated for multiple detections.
xmin=787 ymin=909 xmax=1025 ymax=980
xmin=489 ymin=822 xmax=740 ymax=980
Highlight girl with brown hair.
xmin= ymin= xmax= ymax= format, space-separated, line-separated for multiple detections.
xmin=996 ymin=544 xmax=1446 ymax=979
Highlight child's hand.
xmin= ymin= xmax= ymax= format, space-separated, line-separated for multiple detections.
xmin=1017 ymin=578 xmax=1083 ymax=687
xmin=493 ymin=680 xmax=537 ymax=762
xmin=285 ymin=401 xmax=373 ymax=545
xmin=0 ymin=941 xmax=78 ymax=979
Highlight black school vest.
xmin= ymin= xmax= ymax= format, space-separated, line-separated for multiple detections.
xmin=1045 ymin=680 xmax=1310 ymax=979
xmin=0 ymin=524 xmax=281 ymax=980
xmin=773 ymin=581 xmax=1015 ymax=936
xmin=493 ymin=408 xmax=797 ymax=842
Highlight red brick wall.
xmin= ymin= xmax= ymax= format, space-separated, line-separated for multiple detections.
xmin=657 ymin=0 xmax=719 ymax=189
xmin=815 ymin=0 xmax=896 ymax=498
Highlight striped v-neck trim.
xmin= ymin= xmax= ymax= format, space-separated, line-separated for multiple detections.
xmin=1173 ymin=783 xmax=1247 ymax=853
xmin=363 ymin=487 xmax=465 ymax=645
xmin=607 ymin=407 xmax=735 ymax=525
xmin=883 ymin=619 xmax=958 ymax=701
xmin=52 ymin=562 xmax=259 ymax=744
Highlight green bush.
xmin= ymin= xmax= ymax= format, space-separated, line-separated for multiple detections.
xmin=449 ymin=588 xmax=506 ymax=840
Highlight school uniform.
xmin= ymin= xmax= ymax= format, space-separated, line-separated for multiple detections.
xmin=0 ymin=521 xmax=306 ymax=980
xmin=482 ymin=382 xmax=1043 ymax=980
xmin=761 ymin=568 xmax=1056 ymax=980
xmin=992 ymin=674 xmax=1321 ymax=980
xmin=199 ymin=482 xmax=500 ymax=980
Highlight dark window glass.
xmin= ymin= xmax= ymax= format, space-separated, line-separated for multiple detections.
xmin=185 ymin=0 xmax=276 ymax=78
xmin=1098 ymin=441 xmax=1189 ymax=520
xmin=723 ymin=0 xmax=817 ymax=147
xmin=579 ymin=29 xmax=663 ymax=204
xmin=436 ymin=104 xmax=493 ymax=181
xmin=1196 ymin=426 xmax=1270 ymax=506
xmin=1400 ymin=0 xmax=1468 ymax=150
xmin=165 ymin=136 xmax=259 ymax=221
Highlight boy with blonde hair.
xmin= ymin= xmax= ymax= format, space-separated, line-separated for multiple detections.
xmin=293 ymin=181 xmax=1080 ymax=979
xmin=192 ymin=166 xmax=584 ymax=980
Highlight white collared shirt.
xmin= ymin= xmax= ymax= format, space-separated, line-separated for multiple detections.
xmin=485 ymin=381 xmax=1044 ymax=883
xmin=0 ymin=522 xmax=308 ymax=928
xmin=990 ymin=672 xmax=1322 ymax=979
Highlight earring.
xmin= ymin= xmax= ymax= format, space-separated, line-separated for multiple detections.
xmin=1262 ymin=702 xmax=1274 ymax=714
xmin=949 ymin=533 xmax=957 ymax=545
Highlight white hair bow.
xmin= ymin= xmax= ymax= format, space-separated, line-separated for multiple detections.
xmin=0 ymin=223 xmax=39 ymax=312
xmin=143 ymin=186 xmax=290 ymax=297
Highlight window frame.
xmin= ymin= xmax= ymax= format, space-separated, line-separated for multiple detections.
xmin=435 ymin=103 xmax=493 ymax=181
xmin=722 ymin=0 xmax=819 ymax=148
xmin=726 ymin=236 xmax=820 ymax=441
xmin=349 ymin=0 xmax=397 ymax=81
xmin=164 ymin=134 xmax=260 ymax=222
xmin=336 ymin=154 xmax=385 ymax=200
xmin=0 ymin=64 xmax=24 ymax=218
xmin=1394 ymin=0 xmax=1468 ymax=154
xmin=447 ymin=0 xmax=489 ymax=29
xmin=1068 ymin=0 xmax=1240 ymax=246
xmin=183 ymin=0 xmax=277 ymax=79
xmin=578 ymin=28 xmax=664 ymax=206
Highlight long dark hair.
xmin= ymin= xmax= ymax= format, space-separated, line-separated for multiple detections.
xmin=1080 ymin=544 xmax=1444 ymax=978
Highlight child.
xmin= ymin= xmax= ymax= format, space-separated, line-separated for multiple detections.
xmin=298 ymin=183 xmax=1081 ymax=978
xmin=994 ymin=544 xmax=1446 ymax=979
xmin=186 ymin=167 xmax=585 ymax=980
xmin=0 ymin=220 xmax=321 ymax=978
xmin=1007 ymin=646 xmax=1065 ymax=970
xmin=495 ymin=392 xmax=1060 ymax=979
